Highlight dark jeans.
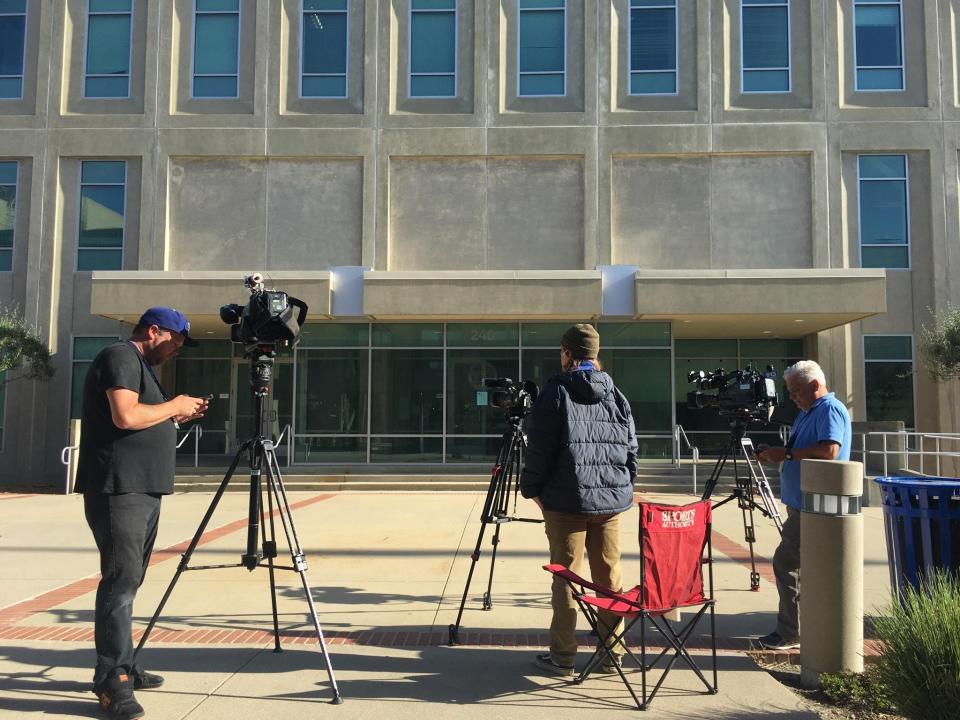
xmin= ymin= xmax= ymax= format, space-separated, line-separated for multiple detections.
xmin=84 ymin=492 xmax=161 ymax=688
xmin=772 ymin=506 xmax=801 ymax=639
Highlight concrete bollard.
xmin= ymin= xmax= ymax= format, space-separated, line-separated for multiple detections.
xmin=799 ymin=459 xmax=864 ymax=689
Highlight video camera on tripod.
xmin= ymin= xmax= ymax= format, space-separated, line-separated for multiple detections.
xmin=135 ymin=273 xmax=342 ymax=703
xmin=219 ymin=273 xmax=308 ymax=351
xmin=481 ymin=377 xmax=539 ymax=417
xmin=450 ymin=376 xmax=541 ymax=645
xmin=687 ymin=364 xmax=784 ymax=591
xmin=687 ymin=365 xmax=779 ymax=421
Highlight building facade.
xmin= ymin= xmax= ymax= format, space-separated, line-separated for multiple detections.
xmin=3 ymin=0 xmax=954 ymax=487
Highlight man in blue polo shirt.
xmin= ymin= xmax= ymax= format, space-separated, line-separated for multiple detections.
xmin=754 ymin=360 xmax=851 ymax=650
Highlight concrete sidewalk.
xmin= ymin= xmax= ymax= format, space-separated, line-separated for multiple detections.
xmin=0 ymin=489 xmax=894 ymax=718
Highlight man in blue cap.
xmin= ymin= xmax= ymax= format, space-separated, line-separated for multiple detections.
xmin=76 ymin=308 xmax=209 ymax=719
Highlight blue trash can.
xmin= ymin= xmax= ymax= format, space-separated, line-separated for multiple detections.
xmin=875 ymin=476 xmax=960 ymax=602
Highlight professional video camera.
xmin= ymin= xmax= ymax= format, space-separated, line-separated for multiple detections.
xmin=219 ymin=273 xmax=308 ymax=349
xmin=481 ymin=377 xmax=539 ymax=417
xmin=687 ymin=365 xmax=779 ymax=421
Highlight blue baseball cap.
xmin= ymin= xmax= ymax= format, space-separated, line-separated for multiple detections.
xmin=137 ymin=307 xmax=199 ymax=347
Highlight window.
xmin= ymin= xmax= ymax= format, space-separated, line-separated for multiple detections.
xmin=292 ymin=322 xmax=674 ymax=463
xmin=84 ymin=0 xmax=133 ymax=98
xmin=854 ymin=0 xmax=903 ymax=91
xmin=71 ymin=336 xmax=120 ymax=418
xmin=518 ymin=0 xmax=565 ymax=97
xmin=0 ymin=0 xmax=26 ymax=99
xmin=858 ymin=154 xmax=909 ymax=269
xmin=864 ymin=335 xmax=914 ymax=427
xmin=629 ymin=0 xmax=677 ymax=95
xmin=741 ymin=0 xmax=790 ymax=93
xmin=193 ymin=0 xmax=240 ymax=98
xmin=78 ymin=160 xmax=126 ymax=271
xmin=410 ymin=0 xmax=456 ymax=98
xmin=301 ymin=0 xmax=348 ymax=98
xmin=0 ymin=161 xmax=15 ymax=272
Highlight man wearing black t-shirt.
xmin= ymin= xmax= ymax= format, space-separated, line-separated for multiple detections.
xmin=76 ymin=307 xmax=208 ymax=720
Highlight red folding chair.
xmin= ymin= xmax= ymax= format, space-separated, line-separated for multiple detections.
xmin=543 ymin=499 xmax=718 ymax=710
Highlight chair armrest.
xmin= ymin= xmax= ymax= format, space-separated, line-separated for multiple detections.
xmin=543 ymin=564 xmax=641 ymax=608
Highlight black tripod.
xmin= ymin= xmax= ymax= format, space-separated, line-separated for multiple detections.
xmin=133 ymin=345 xmax=342 ymax=705
xmin=449 ymin=409 xmax=542 ymax=645
xmin=699 ymin=417 xmax=783 ymax=591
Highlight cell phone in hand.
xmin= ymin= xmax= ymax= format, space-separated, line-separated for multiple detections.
xmin=202 ymin=394 xmax=214 ymax=401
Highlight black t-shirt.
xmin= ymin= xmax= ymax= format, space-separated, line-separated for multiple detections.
xmin=75 ymin=342 xmax=177 ymax=495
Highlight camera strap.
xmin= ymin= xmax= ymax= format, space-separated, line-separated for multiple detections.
xmin=126 ymin=341 xmax=178 ymax=429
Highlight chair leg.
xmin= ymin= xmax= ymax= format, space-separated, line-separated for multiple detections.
xmin=647 ymin=606 xmax=715 ymax=696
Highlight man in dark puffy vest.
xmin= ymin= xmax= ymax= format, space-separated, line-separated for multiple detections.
xmin=520 ymin=324 xmax=638 ymax=676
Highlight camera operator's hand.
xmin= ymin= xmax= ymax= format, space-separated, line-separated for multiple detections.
xmin=173 ymin=394 xmax=208 ymax=422
xmin=756 ymin=446 xmax=786 ymax=464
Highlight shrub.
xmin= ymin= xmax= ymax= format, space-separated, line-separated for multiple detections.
xmin=820 ymin=667 xmax=894 ymax=713
xmin=0 ymin=305 xmax=54 ymax=382
xmin=920 ymin=305 xmax=960 ymax=381
xmin=872 ymin=570 xmax=960 ymax=719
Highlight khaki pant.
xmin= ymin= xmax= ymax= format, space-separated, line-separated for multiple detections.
xmin=543 ymin=510 xmax=624 ymax=666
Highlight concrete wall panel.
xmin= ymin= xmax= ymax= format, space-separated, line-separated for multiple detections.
xmin=612 ymin=154 xmax=812 ymax=269
xmin=389 ymin=157 xmax=584 ymax=271
xmin=169 ymin=158 xmax=364 ymax=271
xmin=711 ymin=155 xmax=812 ymax=268
xmin=266 ymin=160 xmax=363 ymax=269
xmin=168 ymin=159 xmax=266 ymax=270
xmin=389 ymin=157 xmax=486 ymax=270
xmin=611 ymin=156 xmax=711 ymax=268
xmin=486 ymin=159 xmax=583 ymax=270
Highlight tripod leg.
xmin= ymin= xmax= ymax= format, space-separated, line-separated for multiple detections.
xmin=449 ymin=431 xmax=514 ymax=645
xmin=700 ymin=445 xmax=730 ymax=501
xmin=264 ymin=449 xmax=343 ymax=704
xmin=734 ymin=446 xmax=761 ymax=591
xmin=133 ymin=444 xmax=248 ymax=662
xmin=483 ymin=431 xmax=522 ymax=611
xmin=744 ymin=448 xmax=784 ymax=534
xmin=482 ymin=522 xmax=504 ymax=611
xmin=263 ymin=459 xmax=282 ymax=653
xmin=449 ymin=517 xmax=489 ymax=645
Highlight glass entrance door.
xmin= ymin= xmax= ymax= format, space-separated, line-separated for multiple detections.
xmin=232 ymin=358 xmax=294 ymax=462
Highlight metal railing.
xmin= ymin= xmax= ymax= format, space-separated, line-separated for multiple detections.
xmin=61 ymin=444 xmax=78 ymax=494
xmin=276 ymin=423 xmax=292 ymax=467
xmin=176 ymin=425 xmax=203 ymax=468
xmin=855 ymin=430 xmax=960 ymax=478
xmin=673 ymin=424 xmax=700 ymax=493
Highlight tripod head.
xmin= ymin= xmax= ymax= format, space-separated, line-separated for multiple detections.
xmin=726 ymin=414 xmax=754 ymax=439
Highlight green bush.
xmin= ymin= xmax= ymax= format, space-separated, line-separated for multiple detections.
xmin=820 ymin=667 xmax=893 ymax=713
xmin=872 ymin=570 xmax=960 ymax=720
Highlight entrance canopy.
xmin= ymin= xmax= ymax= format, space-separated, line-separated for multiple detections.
xmin=90 ymin=268 xmax=886 ymax=338
xmin=633 ymin=269 xmax=887 ymax=337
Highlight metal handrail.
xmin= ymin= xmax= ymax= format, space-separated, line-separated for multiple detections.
xmin=176 ymin=425 xmax=203 ymax=468
xmin=61 ymin=445 xmax=78 ymax=494
xmin=856 ymin=431 xmax=960 ymax=477
xmin=674 ymin=424 xmax=700 ymax=494
xmin=276 ymin=423 xmax=292 ymax=467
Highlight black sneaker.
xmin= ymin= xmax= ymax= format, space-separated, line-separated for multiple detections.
xmin=534 ymin=653 xmax=575 ymax=677
xmin=95 ymin=672 xmax=145 ymax=720
xmin=758 ymin=631 xmax=800 ymax=650
xmin=132 ymin=668 xmax=164 ymax=691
